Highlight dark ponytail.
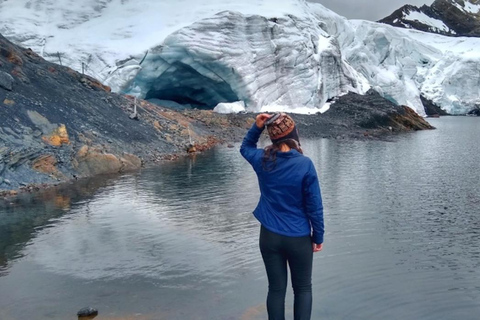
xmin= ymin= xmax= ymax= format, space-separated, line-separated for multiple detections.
xmin=262 ymin=139 xmax=303 ymax=171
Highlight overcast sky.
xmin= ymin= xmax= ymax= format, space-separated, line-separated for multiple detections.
xmin=308 ymin=0 xmax=432 ymax=21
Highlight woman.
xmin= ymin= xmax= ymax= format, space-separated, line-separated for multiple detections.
xmin=240 ymin=113 xmax=324 ymax=320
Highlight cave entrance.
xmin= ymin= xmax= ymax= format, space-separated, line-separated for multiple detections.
xmin=145 ymin=62 xmax=239 ymax=110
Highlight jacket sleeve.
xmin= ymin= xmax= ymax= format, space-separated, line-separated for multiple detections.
xmin=240 ymin=122 xmax=264 ymax=168
xmin=303 ymin=160 xmax=324 ymax=244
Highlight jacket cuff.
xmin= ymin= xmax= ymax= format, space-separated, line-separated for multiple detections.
xmin=313 ymin=233 xmax=323 ymax=244
xmin=251 ymin=122 xmax=264 ymax=133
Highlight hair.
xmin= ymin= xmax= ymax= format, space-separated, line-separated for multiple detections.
xmin=262 ymin=139 xmax=303 ymax=171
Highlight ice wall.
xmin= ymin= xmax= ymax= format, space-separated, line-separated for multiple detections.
xmin=125 ymin=11 xmax=366 ymax=112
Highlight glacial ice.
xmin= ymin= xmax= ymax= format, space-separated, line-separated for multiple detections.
xmin=1 ymin=0 xmax=480 ymax=114
xmin=214 ymin=101 xmax=246 ymax=114
xmin=124 ymin=10 xmax=366 ymax=112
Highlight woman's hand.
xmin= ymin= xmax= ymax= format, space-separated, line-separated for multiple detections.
xmin=313 ymin=243 xmax=323 ymax=253
xmin=256 ymin=113 xmax=272 ymax=129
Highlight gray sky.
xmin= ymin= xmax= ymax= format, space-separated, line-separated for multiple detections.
xmin=308 ymin=0 xmax=432 ymax=21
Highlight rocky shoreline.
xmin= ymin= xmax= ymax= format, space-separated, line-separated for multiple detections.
xmin=1 ymin=33 xmax=434 ymax=196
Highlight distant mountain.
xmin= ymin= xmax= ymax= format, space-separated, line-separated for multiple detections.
xmin=379 ymin=0 xmax=480 ymax=37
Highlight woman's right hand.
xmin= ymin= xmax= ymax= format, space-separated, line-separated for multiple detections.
xmin=313 ymin=243 xmax=323 ymax=253
xmin=256 ymin=113 xmax=272 ymax=129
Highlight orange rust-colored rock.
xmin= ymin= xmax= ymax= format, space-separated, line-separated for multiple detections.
xmin=7 ymin=50 xmax=23 ymax=66
xmin=186 ymin=144 xmax=197 ymax=153
xmin=32 ymin=155 xmax=57 ymax=174
xmin=42 ymin=124 xmax=70 ymax=146
xmin=54 ymin=195 xmax=72 ymax=210
xmin=392 ymin=106 xmax=434 ymax=131
xmin=153 ymin=121 xmax=163 ymax=131
xmin=3 ymin=99 xmax=15 ymax=106
xmin=194 ymin=136 xmax=222 ymax=152
xmin=48 ymin=66 xmax=58 ymax=74
xmin=74 ymin=145 xmax=123 ymax=176
xmin=10 ymin=66 xmax=29 ymax=83
xmin=31 ymin=154 xmax=67 ymax=181
xmin=120 ymin=153 xmax=142 ymax=172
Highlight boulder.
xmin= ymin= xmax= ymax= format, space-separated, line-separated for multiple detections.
xmin=467 ymin=108 xmax=480 ymax=116
xmin=120 ymin=153 xmax=142 ymax=171
xmin=74 ymin=145 xmax=123 ymax=177
xmin=77 ymin=307 xmax=98 ymax=318
xmin=42 ymin=124 xmax=70 ymax=146
xmin=0 ymin=70 xmax=14 ymax=91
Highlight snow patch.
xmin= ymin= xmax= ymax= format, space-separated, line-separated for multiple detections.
xmin=454 ymin=1 xmax=480 ymax=14
xmin=404 ymin=11 xmax=451 ymax=33
xmin=214 ymin=101 xmax=246 ymax=114
xmin=260 ymin=104 xmax=323 ymax=115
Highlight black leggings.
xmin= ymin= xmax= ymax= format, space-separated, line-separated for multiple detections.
xmin=259 ymin=225 xmax=313 ymax=320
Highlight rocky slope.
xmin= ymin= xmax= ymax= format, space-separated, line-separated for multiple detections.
xmin=0 ymin=33 xmax=252 ymax=194
xmin=379 ymin=0 xmax=480 ymax=37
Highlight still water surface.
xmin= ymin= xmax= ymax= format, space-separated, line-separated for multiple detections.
xmin=0 ymin=117 xmax=479 ymax=319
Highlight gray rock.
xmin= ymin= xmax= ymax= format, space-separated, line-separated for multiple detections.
xmin=0 ymin=71 xmax=14 ymax=91
xmin=77 ymin=307 xmax=98 ymax=317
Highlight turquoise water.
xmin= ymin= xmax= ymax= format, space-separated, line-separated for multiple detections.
xmin=0 ymin=117 xmax=479 ymax=319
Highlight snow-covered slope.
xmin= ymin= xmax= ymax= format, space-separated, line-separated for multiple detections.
xmin=379 ymin=0 xmax=480 ymax=37
xmin=1 ymin=0 xmax=479 ymax=114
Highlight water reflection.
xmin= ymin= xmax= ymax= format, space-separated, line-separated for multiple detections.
xmin=0 ymin=117 xmax=479 ymax=319
xmin=0 ymin=174 xmax=123 ymax=276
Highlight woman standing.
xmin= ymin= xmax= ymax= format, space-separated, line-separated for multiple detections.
xmin=240 ymin=113 xmax=324 ymax=320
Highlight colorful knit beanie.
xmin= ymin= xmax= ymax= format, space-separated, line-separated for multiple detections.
xmin=265 ymin=113 xmax=300 ymax=145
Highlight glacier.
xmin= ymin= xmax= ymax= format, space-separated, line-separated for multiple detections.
xmin=125 ymin=10 xmax=367 ymax=112
xmin=1 ymin=0 xmax=479 ymax=114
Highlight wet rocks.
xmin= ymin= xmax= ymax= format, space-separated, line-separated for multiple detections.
xmin=0 ymin=70 xmax=13 ymax=90
xmin=421 ymin=95 xmax=449 ymax=117
xmin=186 ymin=143 xmax=197 ymax=153
xmin=120 ymin=153 xmax=142 ymax=172
xmin=467 ymin=108 xmax=480 ymax=116
xmin=77 ymin=307 xmax=98 ymax=319
xmin=292 ymin=90 xmax=434 ymax=140
xmin=74 ymin=145 xmax=123 ymax=177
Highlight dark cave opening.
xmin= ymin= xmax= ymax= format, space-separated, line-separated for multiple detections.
xmin=144 ymin=61 xmax=239 ymax=110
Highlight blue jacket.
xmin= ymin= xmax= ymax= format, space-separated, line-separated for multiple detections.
xmin=240 ymin=123 xmax=324 ymax=244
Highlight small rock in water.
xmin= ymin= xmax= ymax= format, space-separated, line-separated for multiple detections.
xmin=227 ymin=143 xmax=235 ymax=148
xmin=77 ymin=307 xmax=98 ymax=318
xmin=186 ymin=143 xmax=197 ymax=153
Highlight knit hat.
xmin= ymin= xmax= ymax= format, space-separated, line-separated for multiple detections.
xmin=265 ymin=113 xmax=300 ymax=145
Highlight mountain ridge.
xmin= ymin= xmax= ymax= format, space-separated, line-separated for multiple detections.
xmin=379 ymin=0 xmax=480 ymax=37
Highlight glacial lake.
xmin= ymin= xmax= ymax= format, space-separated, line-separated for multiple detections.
xmin=0 ymin=117 xmax=479 ymax=320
